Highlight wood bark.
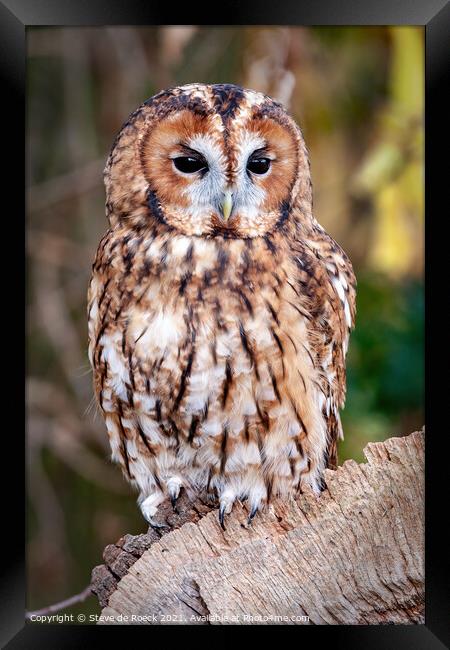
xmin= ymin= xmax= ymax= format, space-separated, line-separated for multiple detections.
xmin=91 ymin=429 xmax=424 ymax=625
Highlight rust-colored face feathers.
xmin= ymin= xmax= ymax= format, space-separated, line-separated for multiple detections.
xmin=104 ymin=83 xmax=311 ymax=238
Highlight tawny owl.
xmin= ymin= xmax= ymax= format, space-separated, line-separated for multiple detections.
xmin=87 ymin=83 xmax=356 ymax=530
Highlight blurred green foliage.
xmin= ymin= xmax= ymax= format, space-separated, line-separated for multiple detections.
xmin=26 ymin=26 xmax=424 ymax=618
xmin=341 ymin=273 xmax=424 ymax=461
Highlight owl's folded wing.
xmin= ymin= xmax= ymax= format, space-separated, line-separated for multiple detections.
xmin=292 ymin=233 xmax=356 ymax=470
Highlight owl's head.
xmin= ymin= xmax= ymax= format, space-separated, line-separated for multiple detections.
xmin=105 ymin=84 xmax=312 ymax=238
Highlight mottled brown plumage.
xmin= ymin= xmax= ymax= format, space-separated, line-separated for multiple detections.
xmin=87 ymin=84 xmax=356 ymax=528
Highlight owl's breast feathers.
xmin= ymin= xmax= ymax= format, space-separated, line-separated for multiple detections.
xmin=88 ymin=222 xmax=355 ymax=496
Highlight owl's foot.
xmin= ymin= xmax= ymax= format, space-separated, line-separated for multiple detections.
xmin=139 ymin=491 xmax=169 ymax=530
xmin=219 ymin=498 xmax=261 ymax=529
xmin=218 ymin=489 xmax=236 ymax=530
xmin=218 ymin=487 xmax=266 ymax=529
xmin=167 ymin=476 xmax=182 ymax=514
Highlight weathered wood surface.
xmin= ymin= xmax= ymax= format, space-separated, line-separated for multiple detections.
xmin=92 ymin=429 xmax=424 ymax=625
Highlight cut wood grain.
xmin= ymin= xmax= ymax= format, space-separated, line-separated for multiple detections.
xmin=91 ymin=429 xmax=424 ymax=625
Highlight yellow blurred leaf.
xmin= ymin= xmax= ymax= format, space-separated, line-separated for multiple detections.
xmin=369 ymin=178 xmax=421 ymax=277
xmin=389 ymin=27 xmax=424 ymax=116
xmin=353 ymin=142 xmax=403 ymax=194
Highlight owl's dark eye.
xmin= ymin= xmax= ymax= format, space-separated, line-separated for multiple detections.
xmin=173 ymin=156 xmax=207 ymax=174
xmin=247 ymin=157 xmax=271 ymax=175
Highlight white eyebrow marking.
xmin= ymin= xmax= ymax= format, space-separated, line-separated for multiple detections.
xmin=187 ymin=134 xmax=227 ymax=170
xmin=235 ymin=132 xmax=267 ymax=172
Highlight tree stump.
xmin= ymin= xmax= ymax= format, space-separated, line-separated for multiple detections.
xmin=91 ymin=429 xmax=424 ymax=625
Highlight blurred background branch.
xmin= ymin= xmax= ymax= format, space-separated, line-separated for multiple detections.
xmin=26 ymin=26 xmax=424 ymax=619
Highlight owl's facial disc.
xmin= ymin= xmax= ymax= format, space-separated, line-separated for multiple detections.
xmin=141 ymin=108 xmax=298 ymax=237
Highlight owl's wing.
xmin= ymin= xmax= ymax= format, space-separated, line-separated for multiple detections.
xmin=294 ymin=233 xmax=356 ymax=470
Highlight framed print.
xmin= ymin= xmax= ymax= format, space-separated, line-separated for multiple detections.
xmin=2 ymin=0 xmax=448 ymax=645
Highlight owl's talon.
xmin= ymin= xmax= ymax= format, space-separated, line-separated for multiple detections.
xmin=218 ymin=505 xmax=227 ymax=531
xmin=247 ymin=505 xmax=259 ymax=526
xmin=218 ymin=489 xmax=236 ymax=530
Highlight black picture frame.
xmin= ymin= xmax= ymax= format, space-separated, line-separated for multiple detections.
xmin=4 ymin=0 xmax=448 ymax=645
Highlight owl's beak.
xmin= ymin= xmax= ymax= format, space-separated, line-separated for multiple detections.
xmin=220 ymin=190 xmax=233 ymax=223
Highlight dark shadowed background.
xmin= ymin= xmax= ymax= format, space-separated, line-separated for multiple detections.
xmin=26 ymin=26 xmax=424 ymax=617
